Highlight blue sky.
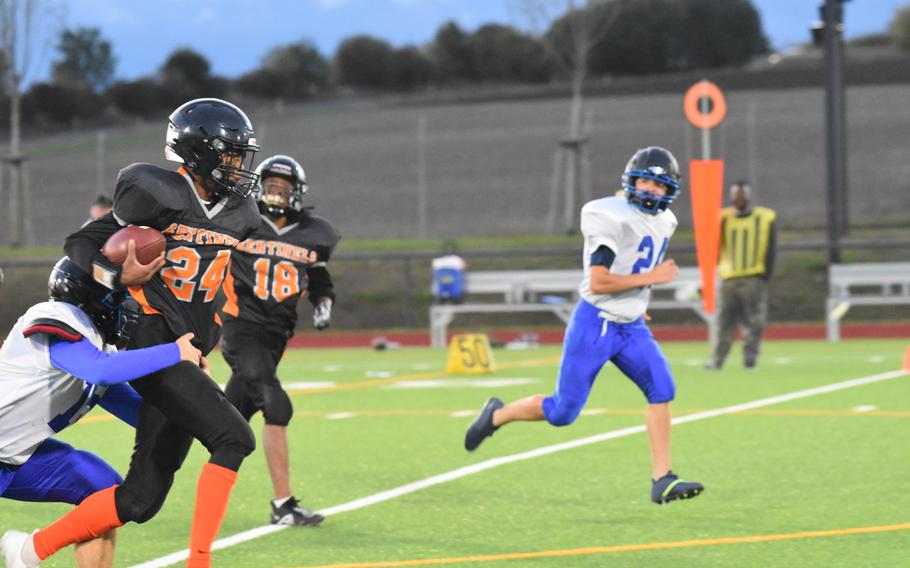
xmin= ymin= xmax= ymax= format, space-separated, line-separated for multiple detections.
xmin=28 ymin=0 xmax=906 ymax=84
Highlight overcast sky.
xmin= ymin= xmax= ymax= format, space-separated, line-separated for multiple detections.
xmin=27 ymin=0 xmax=906 ymax=84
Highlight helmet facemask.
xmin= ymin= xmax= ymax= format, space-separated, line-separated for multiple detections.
xmin=99 ymin=292 xmax=141 ymax=349
xmin=207 ymin=138 xmax=260 ymax=198
xmin=259 ymin=175 xmax=297 ymax=219
xmin=623 ymin=170 xmax=680 ymax=214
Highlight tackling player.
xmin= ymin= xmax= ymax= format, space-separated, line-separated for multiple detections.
xmin=221 ymin=154 xmax=340 ymax=526
xmin=14 ymin=98 xmax=263 ymax=568
xmin=464 ymin=147 xmax=704 ymax=505
xmin=1 ymin=257 xmax=203 ymax=568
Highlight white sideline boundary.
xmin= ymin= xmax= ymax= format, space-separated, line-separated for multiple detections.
xmin=131 ymin=369 xmax=907 ymax=568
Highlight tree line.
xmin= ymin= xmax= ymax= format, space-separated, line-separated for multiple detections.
xmin=7 ymin=0 xmax=907 ymax=130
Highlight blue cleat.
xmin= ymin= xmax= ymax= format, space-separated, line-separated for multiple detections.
xmin=651 ymin=471 xmax=704 ymax=504
xmin=464 ymin=397 xmax=504 ymax=451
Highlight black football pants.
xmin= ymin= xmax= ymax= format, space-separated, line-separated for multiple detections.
xmin=221 ymin=320 xmax=294 ymax=427
xmin=112 ymin=315 xmax=255 ymax=524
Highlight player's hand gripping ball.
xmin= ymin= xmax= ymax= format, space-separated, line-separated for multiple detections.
xmin=102 ymin=226 xmax=166 ymax=265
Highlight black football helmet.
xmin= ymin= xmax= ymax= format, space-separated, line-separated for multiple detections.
xmin=621 ymin=146 xmax=681 ymax=214
xmin=165 ymin=98 xmax=260 ymax=198
xmin=48 ymin=257 xmax=140 ymax=349
xmin=253 ymin=154 xmax=308 ymax=218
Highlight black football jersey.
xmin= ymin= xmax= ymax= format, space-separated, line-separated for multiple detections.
xmin=111 ymin=164 xmax=261 ymax=353
xmin=223 ymin=212 xmax=340 ymax=335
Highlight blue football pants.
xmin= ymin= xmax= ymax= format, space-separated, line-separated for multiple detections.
xmin=542 ymin=300 xmax=676 ymax=427
xmin=0 ymin=437 xmax=122 ymax=505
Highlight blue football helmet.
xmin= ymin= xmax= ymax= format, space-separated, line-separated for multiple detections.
xmin=48 ymin=257 xmax=140 ymax=348
xmin=621 ymin=146 xmax=681 ymax=214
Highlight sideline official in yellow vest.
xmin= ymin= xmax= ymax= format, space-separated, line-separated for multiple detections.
xmin=707 ymin=182 xmax=777 ymax=370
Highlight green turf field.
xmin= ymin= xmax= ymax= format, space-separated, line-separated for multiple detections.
xmin=4 ymin=339 xmax=909 ymax=567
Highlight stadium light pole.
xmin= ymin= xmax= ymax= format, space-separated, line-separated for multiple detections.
xmin=812 ymin=0 xmax=849 ymax=264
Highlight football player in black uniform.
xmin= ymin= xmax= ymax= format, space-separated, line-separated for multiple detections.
xmin=25 ymin=98 xmax=262 ymax=568
xmin=221 ymin=154 xmax=339 ymax=526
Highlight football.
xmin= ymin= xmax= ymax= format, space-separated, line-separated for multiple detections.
xmin=102 ymin=226 xmax=166 ymax=265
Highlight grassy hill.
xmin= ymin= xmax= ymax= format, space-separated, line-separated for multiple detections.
xmin=2 ymin=82 xmax=910 ymax=249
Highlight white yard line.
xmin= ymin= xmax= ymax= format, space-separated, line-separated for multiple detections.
xmin=282 ymin=381 xmax=337 ymax=390
xmin=130 ymin=369 xmax=907 ymax=568
xmin=325 ymin=412 xmax=356 ymax=420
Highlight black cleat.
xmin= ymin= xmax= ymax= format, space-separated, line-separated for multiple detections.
xmin=651 ymin=471 xmax=704 ymax=504
xmin=270 ymin=497 xmax=324 ymax=526
xmin=464 ymin=397 xmax=504 ymax=451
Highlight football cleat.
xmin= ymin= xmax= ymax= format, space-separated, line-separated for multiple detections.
xmin=270 ymin=497 xmax=324 ymax=527
xmin=464 ymin=397 xmax=504 ymax=452
xmin=1 ymin=530 xmax=39 ymax=568
xmin=651 ymin=471 xmax=704 ymax=504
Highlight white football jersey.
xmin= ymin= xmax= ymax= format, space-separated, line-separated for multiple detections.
xmin=0 ymin=301 xmax=114 ymax=465
xmin=578 ymin=196 xmax=678 ymax=320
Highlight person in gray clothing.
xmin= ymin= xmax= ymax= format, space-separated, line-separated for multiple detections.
xmin=707 ymin=182 xmax=777 ymax=370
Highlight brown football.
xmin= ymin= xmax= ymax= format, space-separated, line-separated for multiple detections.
xmin=102 ymin=226 xmax=166 ymax=265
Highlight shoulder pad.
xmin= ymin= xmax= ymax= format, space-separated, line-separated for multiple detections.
xmin=114 ymin=164 xmax=186 ymax=226
xmin=299 ymin=214 xmax=341 ymax=250
xmin=583 ymin=197 xmax=628 ymax=222
xmin=22 ymin=318 xmax=83 ymax=342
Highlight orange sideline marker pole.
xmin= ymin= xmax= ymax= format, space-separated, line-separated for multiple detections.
xmin=689 ymin=160 xmax=724 ymax=313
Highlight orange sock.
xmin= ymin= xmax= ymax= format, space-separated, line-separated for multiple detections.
xmin=32 ymin=485 xmax=123 ymax=560
xmin=186 ymin=463 xmax=238 ymax=568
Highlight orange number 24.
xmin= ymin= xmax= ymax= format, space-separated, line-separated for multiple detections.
xmin=162 ymin=247 xmax=231 ymax=302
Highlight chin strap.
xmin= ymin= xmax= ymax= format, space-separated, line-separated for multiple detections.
xmin=267 ymin=208 xmax=286 ymax=220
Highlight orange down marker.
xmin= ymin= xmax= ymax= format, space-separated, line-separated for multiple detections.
xmin=689 ymin=160 xmax=724 ymax=313
xmin=684 ymin=80 xmax=727 ymax=314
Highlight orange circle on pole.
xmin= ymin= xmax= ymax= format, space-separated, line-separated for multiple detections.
xmin=683 ymin=80 xmax=727 ymax=129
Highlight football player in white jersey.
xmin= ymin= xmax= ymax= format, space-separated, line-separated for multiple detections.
xmin=1 ymin=257 xmax=202 ymax=568
xmin=465 ymin=147 xmax=704 ymax=505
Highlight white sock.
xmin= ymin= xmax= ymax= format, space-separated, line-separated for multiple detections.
xmin=272 ymin=496 xmax=292 ymax=508
xmin=22 ymin=532 xmax=41 ymax=565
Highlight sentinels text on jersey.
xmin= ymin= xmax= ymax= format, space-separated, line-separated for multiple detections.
xmin=223 ymin=212 xmax=340 ymax=336
xmin=110 ymin=164 xmax=260 ymax=353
